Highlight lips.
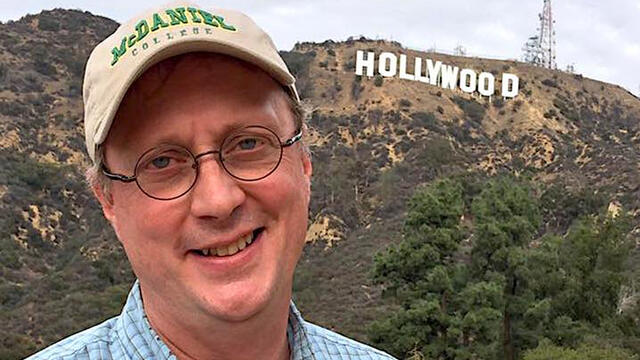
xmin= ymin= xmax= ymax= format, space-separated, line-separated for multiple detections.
xmin=191 ymin=227 xmax=264 ymax=258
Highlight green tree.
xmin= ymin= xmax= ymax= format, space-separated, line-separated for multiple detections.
xmin=370 ymin=175 xmax=639 ymax=359
xmin=523 ymin=339 xmax=638 ymax=360
xmin=555 ymin=215 xmax=634 ymax=325
xmin=370 ymin=179 xmax=468 ymax=359
xmin=373 ymin=179 xmax=465 ymax=292
xmin=469 ymin=176 xmax=542 ymax=360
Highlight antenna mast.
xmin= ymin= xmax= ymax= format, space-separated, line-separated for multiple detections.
xmin=523 ymin=0 xmax=557 ymax=69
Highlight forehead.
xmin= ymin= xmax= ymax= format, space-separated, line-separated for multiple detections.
xmin=105 ymin=53 xmax=293 ymax=158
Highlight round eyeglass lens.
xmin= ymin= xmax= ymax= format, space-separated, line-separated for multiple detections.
xmin=135 ymin=145 xmax=197 ymax=200
xmin=220 ymin=126 xmax=283 ymax=181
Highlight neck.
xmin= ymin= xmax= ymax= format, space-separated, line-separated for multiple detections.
xmin=141 ymin=285 xmax=292 ymax=360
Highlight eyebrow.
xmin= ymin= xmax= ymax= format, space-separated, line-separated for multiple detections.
xmin=142 ymin=117 xmax=285 ymax=150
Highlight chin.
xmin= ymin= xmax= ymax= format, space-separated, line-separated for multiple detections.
xmin=196 ymin=279 xmax=281 ymax=322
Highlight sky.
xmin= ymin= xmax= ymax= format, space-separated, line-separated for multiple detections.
xmin=1 ymin=1 xmax=639 ymax=96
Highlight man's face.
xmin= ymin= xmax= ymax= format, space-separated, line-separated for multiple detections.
xmin=96 ymin=54 xmax=312 ymax=322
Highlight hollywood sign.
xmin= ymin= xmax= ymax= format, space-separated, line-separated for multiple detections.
xmin=355 ymin=50 xmax=519 ymax=98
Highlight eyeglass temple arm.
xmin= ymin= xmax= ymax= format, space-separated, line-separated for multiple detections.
xmin=282 ymin=129 xmax=302 ymax=147
xmin=101 ymin=164 xmax=137 ymax=183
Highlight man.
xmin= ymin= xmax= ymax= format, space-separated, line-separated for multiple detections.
xmin=27 ymin=2 xmax=395 ymax=359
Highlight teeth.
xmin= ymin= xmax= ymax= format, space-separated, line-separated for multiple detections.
xmin=200 ymin=230 xmax=257 ymax=257
xmin=227 ymin=243 xmax=239 ymax=256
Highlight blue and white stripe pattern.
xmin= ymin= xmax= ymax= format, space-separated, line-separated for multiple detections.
xmin=27 ymin=280 xmax=397 ymax=360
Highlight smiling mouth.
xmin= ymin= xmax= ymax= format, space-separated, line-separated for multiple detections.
xmin=192 ymin=227 xmax=264 ymax=258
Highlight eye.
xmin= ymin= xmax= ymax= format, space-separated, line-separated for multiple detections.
xmin=238 ymin=138 xmax=258 ymax=150
xmin=151 ymin=156 xmax=171 ymax=169
xmin=226 ymin=135 xmax=266 ymax=154
xmin=138 ymin=146 xmax=191 ymax=173
xmin=221 ymin=127 xmax=280 ymax=159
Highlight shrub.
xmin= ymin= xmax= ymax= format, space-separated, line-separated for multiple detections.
xmin=410 ymin=112 xmax=442 ymax=134
xmin=279 ymin=50 xmax=315 ymax=98
xmin=59 ymin=51 xmax=86 ymax=78
xmin=523 ymin=340 xmax=638 ymax=360
xmin=0 ymin=63 xmax=7 ymax=81
xmin=544 ymin=109 xmax=557 ymax=119
xmin=351 ymin=75 xmax=363 ymax=100
xmin=66 ymin=82 xmax=82 ymax=97
xmin=34 ymin=59 xmax=57 ymax=77
xmin=0 ymin=101 xmax=28 ymax=117
xmin=343 ymin=59 xmax=356 ymax=71
xmin=512 ymin=99 xmax=524 ymax=113
xmin=38 ymin=16 xmax=60 ymax=31
xmin=0 ymin=283 xmax=26 ymax=307
xmin=0 ymin=250 xmax=21 ymax=270
xmin=334 ymin=81 xmax=342 ymax=92
xmin=399 ymin=99 xmax=411 ymax=108
xmin=279 ymin=50 xmax=314 ymax=77
xmin=21 ymin=73 xmax=44 ymax=93
xmin=452 ymin=96 xmax=485 ymax=123
xmin=9 ymin=158 xmax=69 ymax=191
xmin=553 ymin=96 xmax=579 ymax=122
xmin=374 ymin=75 xmax=383 ymax=87
xmin=2 ymin=35 xmax=19 ymax=49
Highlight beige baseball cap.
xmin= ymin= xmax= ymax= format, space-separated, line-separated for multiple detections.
xmin=83 ymin=1 xmax=299 ymax=163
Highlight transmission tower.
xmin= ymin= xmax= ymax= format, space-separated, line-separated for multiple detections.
xmin=522 ymin=35 xmax=543 ymax=65
xmin=522 ymin=0 xmax=557 ymax=69
xmin=539 ymin=0 xmax=557 ymax=69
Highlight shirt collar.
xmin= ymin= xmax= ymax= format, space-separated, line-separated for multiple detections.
xmin=114 ymin=280 xmax=176 ymax=359
xmin=287 ymin=300 xmax=317 ymax=360
xmin=115 ymin=280 xmax=315 ymax=360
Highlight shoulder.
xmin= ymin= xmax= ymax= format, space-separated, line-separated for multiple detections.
xmin=303 ymin=321 xmax=397 ymax=359
xmin=26 ymin=317 xmax=119 ymax=360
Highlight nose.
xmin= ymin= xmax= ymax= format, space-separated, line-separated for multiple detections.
xmin=188 ymin=154 xmax=246 ymax=220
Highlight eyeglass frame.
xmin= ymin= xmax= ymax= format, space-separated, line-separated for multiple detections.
xmin=101 ymin=125 xmax=303 ymax=201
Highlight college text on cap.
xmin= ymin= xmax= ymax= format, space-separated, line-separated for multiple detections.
xmin=111 ymin=6 xmax=237 ymax=67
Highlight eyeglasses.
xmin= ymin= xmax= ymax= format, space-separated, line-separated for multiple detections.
xmin=101 ymin=125 xmax=302 ymax=200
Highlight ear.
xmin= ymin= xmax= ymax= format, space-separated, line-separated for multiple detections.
xmin=302 ymin=151 xmax=312 ymax=178
xmin=301 ymin=150 xmax=312 ymax=201
xmin=92 ymin=183 xmax=116 ymax=225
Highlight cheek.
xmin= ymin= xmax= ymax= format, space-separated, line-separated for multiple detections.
xmin=110 ymin=187 xmax=187 ymax=248
xmin=258 ymin=157 xmax=310 ymax=218
xmin=257 ymin=158 xmax=310 ymax=253
xmin=110 ymin=193 xmax=187 ymax=280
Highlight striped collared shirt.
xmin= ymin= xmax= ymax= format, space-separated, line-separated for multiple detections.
xmin=27 ymin=280 xmax=396 ymax=360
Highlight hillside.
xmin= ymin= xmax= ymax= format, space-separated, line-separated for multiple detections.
xmin=282 ymin=38 xmax=640 ymax=345
xmin=0 ymin=9 xmax=639 ymax=358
